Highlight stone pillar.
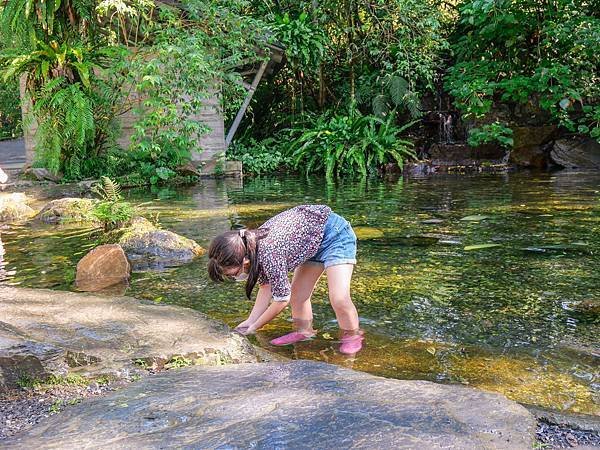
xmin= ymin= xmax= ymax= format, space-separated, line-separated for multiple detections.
xmin=193 ymin=89 xmax=225 ymax=163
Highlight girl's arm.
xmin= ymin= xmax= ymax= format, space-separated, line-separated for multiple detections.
xmin=245 ymin=299 xmax=289 ymax=333
xmin=235 ymin=284 xmax=272 ymax=330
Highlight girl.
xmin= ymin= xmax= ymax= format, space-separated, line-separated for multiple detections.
xmin=207 ymin=204 xmax=364 ymax=354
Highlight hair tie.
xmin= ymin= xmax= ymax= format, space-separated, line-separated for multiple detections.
xmin=239 ymin=229 xmax=246 ymax=238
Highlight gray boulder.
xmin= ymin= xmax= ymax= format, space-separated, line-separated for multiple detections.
xmin=550 ymin=137 xmax=600 ymax=169
xmin=116 ymin=217 xmax=205 ymax=270
xmin=27 ymin=167 xmax=62 ymax=183
xmin=4 ymin=360 xmax=536 ymax=449
xmin=0 ymin=322 xmax=66 ymax=391
xmin=0 ymin=193 xmax=35 ymax=223
xmin=509 ymin=125 xmax=556 ymax=168
xmin=0 ymin=287 xmax=257 ymax=390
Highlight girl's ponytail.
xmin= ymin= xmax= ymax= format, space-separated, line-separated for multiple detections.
xmin=243 ymin=228 xmax=269 ymax=299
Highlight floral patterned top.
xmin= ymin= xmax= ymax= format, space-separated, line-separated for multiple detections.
xmin=257 ymin=205 xmax=331 ymax=301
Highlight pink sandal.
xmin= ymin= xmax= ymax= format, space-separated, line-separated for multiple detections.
xmin=270 ymin=331 xmax=314 ymax=346
xmin=339 ymin=334 xmax=364 ymax=354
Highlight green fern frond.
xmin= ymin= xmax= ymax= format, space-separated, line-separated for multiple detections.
xmin=387 ymin=75 xmax=409 ymax=107
xmin=101 ymin=176 xmax=122 ymax=202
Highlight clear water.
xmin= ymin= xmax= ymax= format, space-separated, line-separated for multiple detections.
xmin=2 ymin=171 xmax=599 ymax=414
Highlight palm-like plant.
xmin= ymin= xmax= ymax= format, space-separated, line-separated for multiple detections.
xmin=0 ymin=0 xmax=121 ymax=178
xmin=289 ymin=111 xmax=416 ymax=179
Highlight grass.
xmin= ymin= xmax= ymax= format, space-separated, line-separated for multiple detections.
xmin=17 ymin=372 xmax=93 ymax=390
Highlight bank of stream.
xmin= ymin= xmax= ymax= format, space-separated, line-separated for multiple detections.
xmin=1 ymin=171 xmax=599 ymax=417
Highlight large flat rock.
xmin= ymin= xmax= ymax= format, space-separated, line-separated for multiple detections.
xmin=0 ymin=287 xmax=256 ymax=389
xmin=5 ymin=361 xmax=535 ymax=449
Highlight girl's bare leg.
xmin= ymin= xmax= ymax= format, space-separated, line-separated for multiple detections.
xmin=290 ymin=263 xmax=324 ymax=334
xmin=325 ymin=264 xmax=359 ymax=331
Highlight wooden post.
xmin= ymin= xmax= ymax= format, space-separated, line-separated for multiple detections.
xmin=225 ymin=59 xmax=269 ymax=148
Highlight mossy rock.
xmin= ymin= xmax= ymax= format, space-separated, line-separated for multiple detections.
xmin=115 ymin=217 xmax=205 ymax=270
xmin=0 ymin=193 xmax=36 ymax=223
xmin=36 ymin=198 xmax=96 ymax=224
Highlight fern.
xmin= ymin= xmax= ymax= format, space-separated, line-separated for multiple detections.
xmin=91 ymin=177 xmax=132 ymax=230
xmin=288 ymin=111 xmax=417 ymax=178
xmin=372 ymin=75 xmax=423 ymax=120
xmin=30 ymin=77 xmax=95 ymax=177
xmin=92 ymin=176 xmax=122 ymax=202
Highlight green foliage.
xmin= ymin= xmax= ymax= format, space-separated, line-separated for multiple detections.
xmin=49 ymin=399 xmax=63 ymax=413
xmin=272 ymin=12 xmax=326 ymax=70
xmin=0 ymin=0 xmax=125 ymax=178
xmin=227 ymin=137 xmax=291 ymax=175
xmin=0 ymin=77 xmax=20 ymax=139
xmin=17 ymin=373 xmax=88 ymax=390
xmin=249 ymin=0 xmax=448 ymax=131
xmin=372 ymin=75 xmax=422 ymax=120
xmin=289 ymin=111 xmax=416 ymax=179
xmin=28 ymin=77 xmax=95 ymax=176
xmin=0 ymin=0 xmax=268 ymax=182
xmin=92 ymin=177 xmax=134 ymax=230
xmin=446 ymin=0 xmax=600 ymax=141
xmin=468 ymin=122 xmax=514 ymax=148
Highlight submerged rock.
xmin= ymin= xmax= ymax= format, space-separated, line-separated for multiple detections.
xmin=116 ymin=217 xmax=204 ymax=270
xmin=36 ymin=198 xmax=95 ymax=224
xmin=0 ymin=193 xmax=35 ymax=223
xmin=0 ymin=286 xmax=257 ymax=389
xmin=75 ymin=244 xmax=130 ymax=292
xmin=570 ymin=299 xmax=600 ymax=316
xmin=352 ymin=226 xmax=384 ymax=240
xmin=4 ymin=360 xmax=536 ymax=448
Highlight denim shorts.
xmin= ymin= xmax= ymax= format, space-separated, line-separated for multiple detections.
xmin=307 ymin=212 xmax=357 ymax=268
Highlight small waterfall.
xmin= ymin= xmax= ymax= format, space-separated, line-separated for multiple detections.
xmin=501 ymin=147 xmax=512 ymax=165
xmin=439 ymin=112 xmax=455 ymax=144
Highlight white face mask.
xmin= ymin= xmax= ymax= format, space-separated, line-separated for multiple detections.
xmin=234 ymin=271 xmax=248 ymax=282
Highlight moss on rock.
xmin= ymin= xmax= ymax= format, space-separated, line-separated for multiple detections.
xmin=36 ymin=198 xmax=96 ymax=225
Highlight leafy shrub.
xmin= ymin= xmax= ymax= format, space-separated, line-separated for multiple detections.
xmin=27 ymin=77 xmax=95 ymax=177
xmin=0 ymin=0 xmax=268 ymax=183
xmin=227 ymin=137 xmax=291 ymax=175
xmin=91 ymin=177 xmax=134 ymax=230
xmin=468 ymin=122 xmax=514 ymax=148
xmin=288 ymin=111 xmax=416 ymax=178
xmin=446 ymin=0 xmax=600 ymax=140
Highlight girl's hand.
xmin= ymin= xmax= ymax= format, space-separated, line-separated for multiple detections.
xmin=234 ymin=319 xmax=252 ymax=331
xmin=238 ymin=324 xmax=257 ymax=335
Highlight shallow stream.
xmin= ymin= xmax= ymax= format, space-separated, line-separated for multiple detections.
xmin=2 ymin=171 xmax=599 ymax=415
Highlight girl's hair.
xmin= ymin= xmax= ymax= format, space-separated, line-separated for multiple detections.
xmin=208 ymin=228 xmax=269 ymax=299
